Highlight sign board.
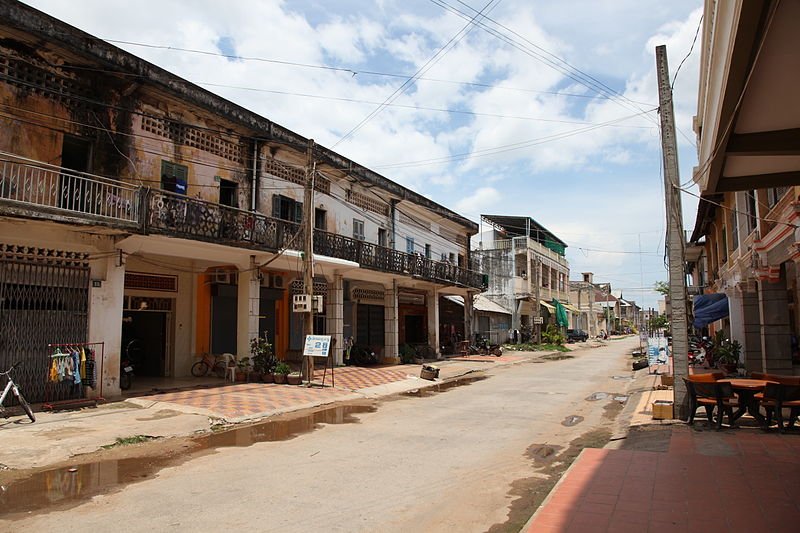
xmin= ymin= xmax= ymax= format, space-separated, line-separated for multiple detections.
xmin=303 ymin=335 xmax=332 ymax=357
xmin=533 ymin=316 xmax=544 ymax=324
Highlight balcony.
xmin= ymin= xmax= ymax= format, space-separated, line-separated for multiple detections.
xmin=0 ymin=155 xmax=486 ymax=290
xmin=0 ymin=153 xmax=140 ymax=228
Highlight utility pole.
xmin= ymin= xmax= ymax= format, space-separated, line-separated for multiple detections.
xmin=302 ymin=139 xmax=316 ymax=384
xmin=656 ymin=45 xmax=689 ymax=419
xmin=533 ymin=257 xmax=541 ymax=344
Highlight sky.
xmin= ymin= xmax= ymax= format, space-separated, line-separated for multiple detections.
xmin=23 ymin=0 xmax=703 ymax=309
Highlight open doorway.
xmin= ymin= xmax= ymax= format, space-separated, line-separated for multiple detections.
xmin=122 ymin=310 xmax=168 ymax=377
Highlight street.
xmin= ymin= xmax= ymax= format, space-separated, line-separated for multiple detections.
xmin=2 ymin=338 xmax=640 ymax=532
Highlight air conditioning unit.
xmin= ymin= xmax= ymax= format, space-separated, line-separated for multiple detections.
xmin=212 ymin=270 xmax=232 ymax=284
xmin=271 ymin=274 xmax=285 ymax=289
xmin=293 ymin=294 xmax=311 ymax=313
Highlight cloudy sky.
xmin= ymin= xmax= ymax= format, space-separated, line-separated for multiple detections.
xmin=24 ymin=0 xmax=703 ymax=309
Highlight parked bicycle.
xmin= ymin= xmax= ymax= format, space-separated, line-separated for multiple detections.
xmin=0 ymin=361 xmax=35 ymax=422
xmin=191 ymin=353 xmax=229 ymax=378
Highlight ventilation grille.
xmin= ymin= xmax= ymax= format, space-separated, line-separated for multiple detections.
xmin=0 ymin=55 xmax=90 ymax=109
xmin=346 ymin=189 xmax=389 ymax=216
xmin=290 ymin=279 xmax=328 ymax=295
xmin=124 ymin=271 xmax=178 ymax=292
xmin=262 ymin=157 xmax=330 ymax=195
xmin=351 ymin=287 xmax=385 ymax=302
xmin=141 ymin=116 xmax=245 ymax=164
xmin=0 ymin=244 xmax=89 ymax=267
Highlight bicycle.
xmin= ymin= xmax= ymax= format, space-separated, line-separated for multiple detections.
xmin=191 ymin=353 xmax=228 ymax=378
xmin=0 ymin=361 xmax=35 ymax=422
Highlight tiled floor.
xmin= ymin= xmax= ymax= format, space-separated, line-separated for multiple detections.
xmin=137 ymin=382 xmax=353 ymax=419
xmin=526 ymin=427 xmax=800 ymax=532
xmin=312 ymin=365 xmax=414 ymax=390
xmin=133 ymin=365 xmax=417 ymax=419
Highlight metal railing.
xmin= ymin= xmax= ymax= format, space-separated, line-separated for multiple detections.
xmin=0 ymin=153 xmax=140 ymax=225
xmin=1 ymin=155 xmax=486 ymax=289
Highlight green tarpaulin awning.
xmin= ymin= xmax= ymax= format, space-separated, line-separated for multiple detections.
xmin=552 ymin=299 xmax=569 ymax=327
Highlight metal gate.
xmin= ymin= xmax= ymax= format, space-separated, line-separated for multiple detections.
xmin=0 ymin=244 xmax=90 ymax=403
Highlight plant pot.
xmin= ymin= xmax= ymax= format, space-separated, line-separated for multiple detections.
xmin=261 ymin=372 xmax=274 ymax=383
xmin=286 ymin=373 xmax=302 ymax=385
xmin=722 ymin=363 xmax=738 ymax=374
xmin=274 ymin=373 xmax=287 ymax=384
xmin=248 ymin=371 xmax=261 ymax=382
xmin=235 ymin=370 xmax=247 ymax=382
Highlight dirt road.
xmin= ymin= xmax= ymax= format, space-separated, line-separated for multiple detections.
xmin=2 ymin=337 xmax=640 ymax=532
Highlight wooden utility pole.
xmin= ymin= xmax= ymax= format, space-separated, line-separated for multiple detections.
xmin=302 ymin=140 xmax=316 ymax=384
xmin=656 ymin=45 xmax=690 ymax=419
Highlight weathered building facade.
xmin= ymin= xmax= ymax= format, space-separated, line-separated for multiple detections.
xmin=473 ymin=215 xmax=570 ymax=342
xmin=0 ymin=0 xmax=484 ymax=401
xmin=689 ymin=0 xmax=800 ymax=374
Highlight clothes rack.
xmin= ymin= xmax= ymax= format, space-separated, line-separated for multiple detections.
xmin=43 ymin=342 xmax=105 ymax=410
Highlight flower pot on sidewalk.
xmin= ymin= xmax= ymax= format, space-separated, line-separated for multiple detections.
xmin=273 ymin=373 xmax=287 ymax=384
xmin=286 ymin=372 xmax=302 ymax=385
xmin=261 ymin=372 xmax=274 ymax=383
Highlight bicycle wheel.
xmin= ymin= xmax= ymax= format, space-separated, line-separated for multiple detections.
xmin=191 ymin=361 xmax=209 ymax=377
xmin=212 ymin=361 xmax=228 ymax=379
xmin=17 ymin=392 xmax=35 ymax=423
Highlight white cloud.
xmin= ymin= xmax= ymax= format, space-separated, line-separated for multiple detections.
xmin=454 ymin=187 xmax=502 ymax=219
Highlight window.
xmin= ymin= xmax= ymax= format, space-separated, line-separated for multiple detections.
xmin=161 ymin=160 xmax=188 ymax=195
xmin=730 ymin=210 xmax=738 ymax=252
xmin=219 ymin=178 xmax=237 ymax=207
xmin=314 ymin=208 xmax=327 ymax=231
xmin=746 ymin=190 xmax=757 ymax=233
xmin=272 ymin=194 xmax=302 ymax=223
xmin=457 ymin=253 xmax=464 ymax=268
xmin=440 ymin=252 xmax=447 ymax=262
xmin=449 ymin=252 xmax=456 ymax=264
xmin=406 ymin=237 xmax=415 ymax=254
xmin=353 ymin=219 xmax=365 ymax=240
xmin=425 ymin=244 xmax=431 ymax=259
xmin=720 ymin=225 xmax=728 ymax=264
xmin=378 ymin=228 xmax=388 ymax=247
xmin=767 ymin=187 xmax=790 ymax=209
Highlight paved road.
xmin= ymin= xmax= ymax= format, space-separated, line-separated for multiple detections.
xmin=4 ymin=338 xmax=640 ymax=532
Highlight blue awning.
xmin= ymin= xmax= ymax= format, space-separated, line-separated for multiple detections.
xmin=693 ymin=293 xmax=729 ymax=328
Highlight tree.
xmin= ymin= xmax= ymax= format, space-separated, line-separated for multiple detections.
xmin=653 ymin=281 xmax=669 ymax=296
xmin=648 ymin=315 xmax=669 ymax=331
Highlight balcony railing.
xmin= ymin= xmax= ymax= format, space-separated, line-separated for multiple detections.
xmin=0 ymin=154 xmax=140 ymax=226
xmin=0 ymin=155 xmax=486 ymax=290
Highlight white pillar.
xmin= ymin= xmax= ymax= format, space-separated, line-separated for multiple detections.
xmin=237 ymin=258 xmax=260 ymax=360
xmin=384 ymin=281 xmax=399 ymax=363
xmin=326 ymin=274 xmax=344 ymax=365
xmin=427 ymin=288 xmax=440 ymax=358
xmin=88 ymin=252 xmax=125 ymax=398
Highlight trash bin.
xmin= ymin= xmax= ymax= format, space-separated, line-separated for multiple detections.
xmin=420 ymin=364 xmax=439 ymax=380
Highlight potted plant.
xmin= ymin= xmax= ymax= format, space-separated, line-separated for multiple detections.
xmin=235 ymin=356 xmax=251 ymax=382
xmin=274 ymin=362 xmax=290 ymax=384
xmin=286 ymin=371 xmax=302 ymax=385
xmin=714 ymin=334 xmax=742 ymax=374
xmin=250 ymin=334 xmax=277 ymax=383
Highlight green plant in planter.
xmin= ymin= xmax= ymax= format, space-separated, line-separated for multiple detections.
xmin=250 ymin=334 xmax=277 ymax=374
xmin=715 ymin=336 xmax=742 ymax=367
xmin=273 ymin=362 xmax=291 ymax=384
xmin=399 ymin=344 xmax=416 ymax=364
xmin=542 ymin=324 xmax=565 ymax=346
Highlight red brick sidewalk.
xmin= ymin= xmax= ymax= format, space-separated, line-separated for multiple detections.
xmin=313 ymin=365 xmax=414 ymax=390
xmin=526 ymin=427 xmax=800 ymax=533
xmin=137 ymin=382 xmax=353 ymax=419
xmin=446 ymin=354 xmax=525 ymax=363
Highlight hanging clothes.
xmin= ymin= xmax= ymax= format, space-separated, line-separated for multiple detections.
xmin=79 ymin=347 xmax=87 ymax=380
xmin=71 ymin=350 xmax=81 ymax=385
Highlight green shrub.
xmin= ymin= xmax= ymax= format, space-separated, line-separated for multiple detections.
xmin=542 ymin=324 xmax=565 ymax=346
xmin=274 ymin=362 xmax=291 ymax=375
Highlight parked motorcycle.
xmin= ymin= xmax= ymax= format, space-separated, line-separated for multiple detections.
xmin=120 ymin=357 xmax=134 ymax=390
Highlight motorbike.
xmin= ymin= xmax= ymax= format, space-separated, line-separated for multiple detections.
xmin=688 ymin=337 xmax=712 ymax=366
xmin=120 ymin=357 xmax=135 ymax=390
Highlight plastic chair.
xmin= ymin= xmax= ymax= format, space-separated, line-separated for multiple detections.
xmin=221 ymin=353 xmax=237 ymax=383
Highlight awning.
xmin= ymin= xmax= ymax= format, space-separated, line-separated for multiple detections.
xmin=442 ymin=294 xmax=512 ymax=315
xmin=540 ymin=301 xmax=555 ymax=312
xmin=552 ymin=299 xmax=569 ymax=327
xmin=563 ymin=304 xmax=581 ymax=314
xmin=693 ymin=293 xmax=730 ymax=328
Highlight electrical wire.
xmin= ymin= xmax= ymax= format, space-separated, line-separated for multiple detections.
xmin=671 ymin=14 xmax=703 ymax=90
xmin=332 ymin=0 xmax=500 ymax=147
xmin=676 ymin=184 xmax=798 ymax=230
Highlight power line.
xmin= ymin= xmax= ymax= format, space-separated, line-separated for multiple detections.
xmin=332 ymin=0 xmax=500 ymax=147
xmin=671 ymin=14 xmax=703 ymax=90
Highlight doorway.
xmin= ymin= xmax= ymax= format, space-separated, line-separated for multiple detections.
xmin=122 ymin=310 xmax=168 ymax=377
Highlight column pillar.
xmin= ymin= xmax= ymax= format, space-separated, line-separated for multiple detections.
xmin=384 ymin=280 xmax=399 ymax=363
xmin=88 ymin=251 xmax=125 ymax=398
xmin=427 ymin=288 xmax=440 ymax=358
xmin=758 ymin=271 xmax=793 ymax=373
xmin=326 ymin=274 xmax=344 ymax=365
xmin=740 ymin=287 xmax=763 ymax=372
xmin=237 ymin=258 xmax=260 ymax=360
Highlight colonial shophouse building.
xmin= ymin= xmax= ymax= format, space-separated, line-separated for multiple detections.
xmin=0 ymin=1 xmax=484 ymax=401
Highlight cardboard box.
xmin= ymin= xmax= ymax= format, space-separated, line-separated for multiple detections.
xmin=660 ymin=374 xmax=674 ymax=387
xmin=652 ymin=400 xmax=674 ymax=420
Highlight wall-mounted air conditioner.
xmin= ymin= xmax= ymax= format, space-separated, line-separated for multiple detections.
xmin=212 ymin=270 xmax=232 ymax=284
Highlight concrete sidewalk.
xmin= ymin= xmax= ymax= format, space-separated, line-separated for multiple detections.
xmin=0 ymin=349 xmax=552 ymax=471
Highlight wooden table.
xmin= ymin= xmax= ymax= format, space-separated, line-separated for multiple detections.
xmin=718 ymin=378 xmax=771 ymax=425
